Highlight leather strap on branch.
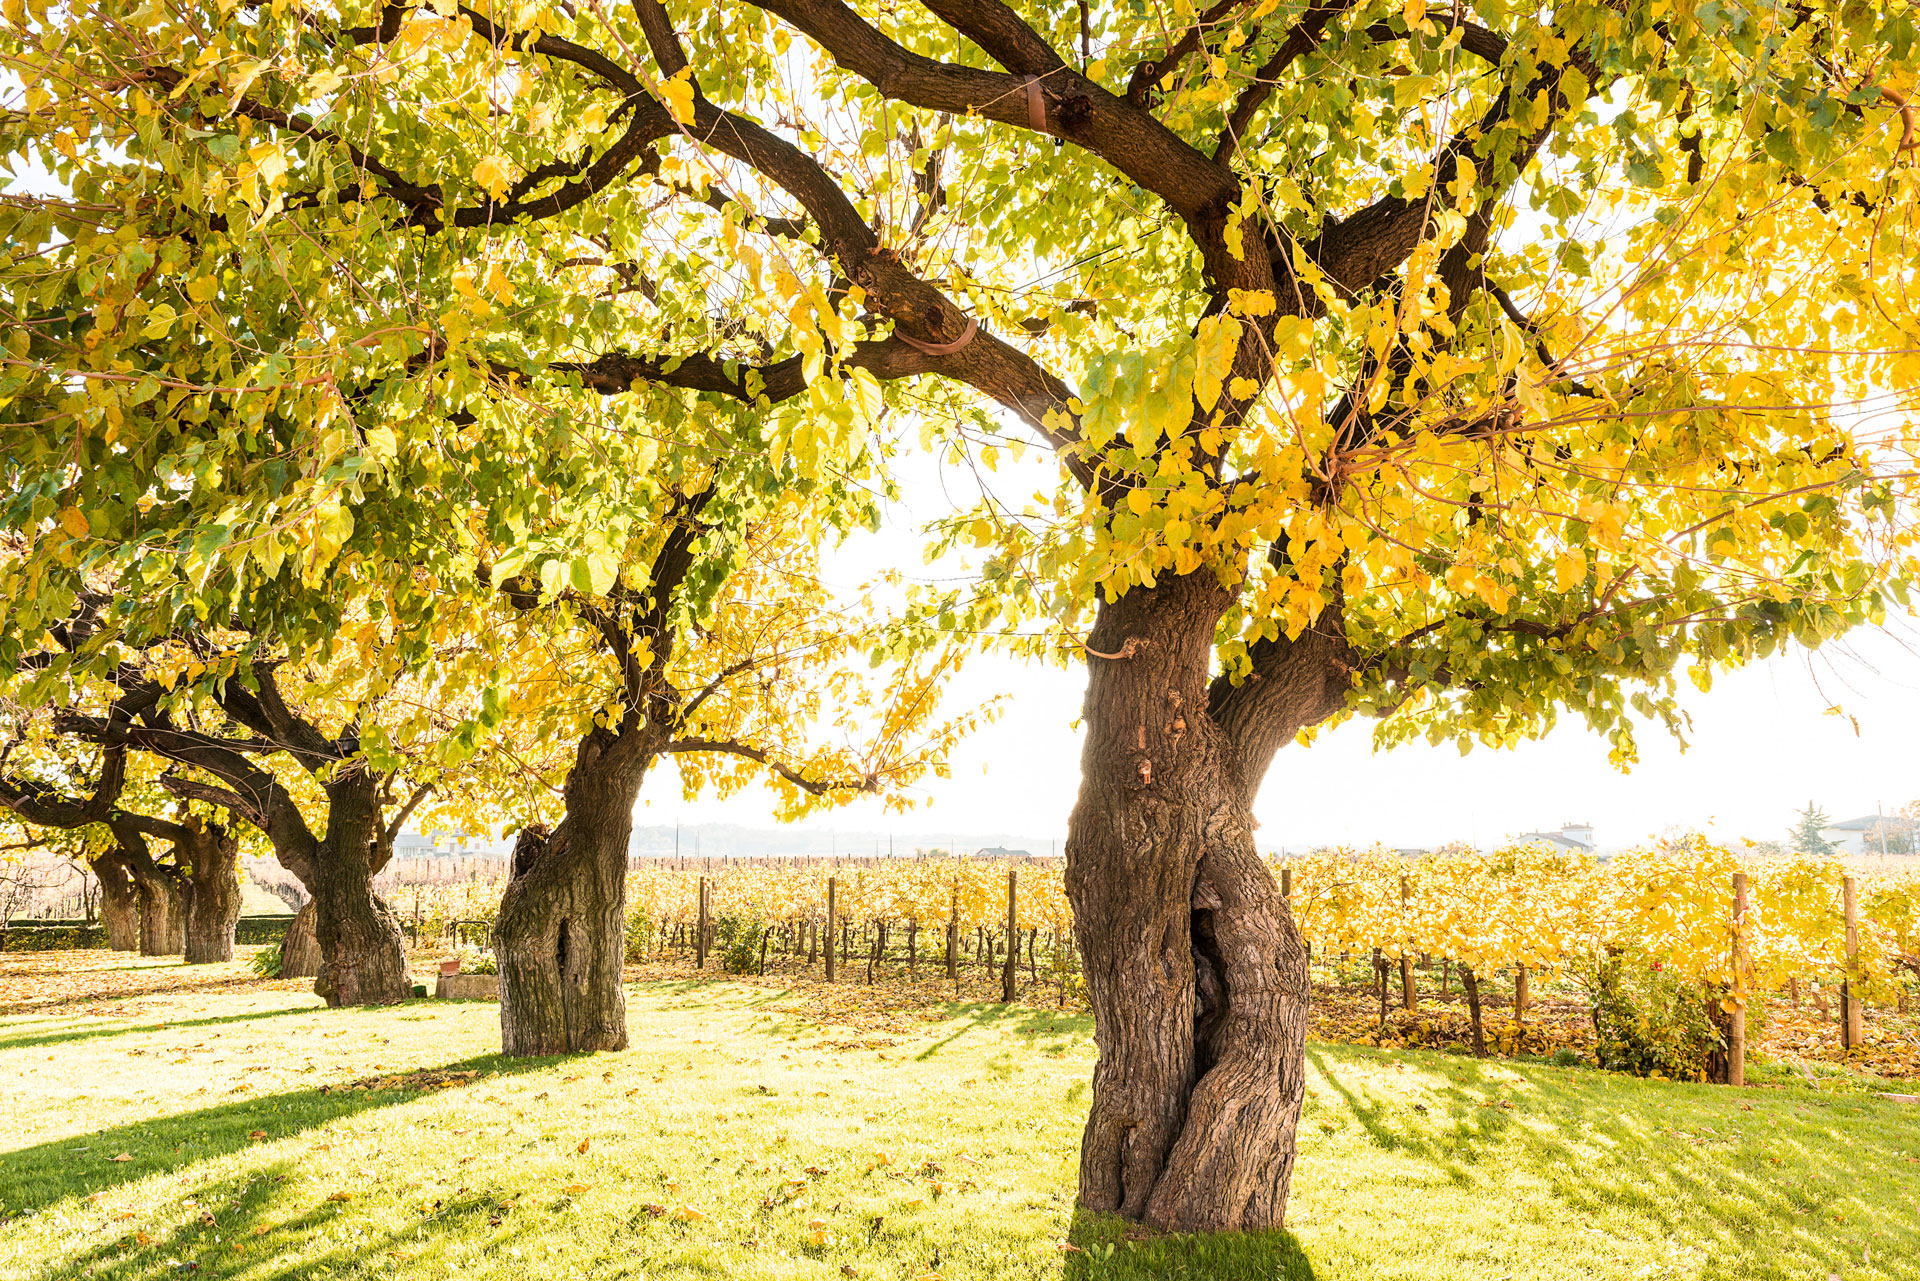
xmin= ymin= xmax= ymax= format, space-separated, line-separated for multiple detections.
xmin=894 ymin=316 xmax=979 ymax=355
xmin=1024 ymin=74 xmax=1048 ymax=134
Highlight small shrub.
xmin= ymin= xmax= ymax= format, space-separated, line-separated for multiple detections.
xmin=250 ymin=945 xmax=283 ymax=977
xmin=722 ymin=922 xmax=765 ymax=975
xmin=1583 ymin=956 xmax=1740 ymax=1081
xmin=624 ymin=913 xmax=655 ymax=963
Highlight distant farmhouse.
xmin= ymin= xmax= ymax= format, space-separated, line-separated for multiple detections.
xmin=391 ymin=831 xmax=506 ymax=860
xmin=1817 ymin=814 xmax=1917 ymax=855
xmin=974 ymin=845 xmax=1035 ymax=860
xmin=1515 ymin=823 xmax=1597 ymax=853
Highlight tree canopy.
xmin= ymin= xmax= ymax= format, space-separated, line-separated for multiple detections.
xmin=3 ymin=0 xmax=1917 ymax=1234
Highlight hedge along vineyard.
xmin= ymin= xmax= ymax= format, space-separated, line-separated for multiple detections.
xmin=390 ymin=842 xmax=1920 ymax=1076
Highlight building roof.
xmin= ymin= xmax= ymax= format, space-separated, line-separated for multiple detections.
xmin=1822 ymin=815 xmax=1916 ymax=832
xmin=1518 ymin=829 xmax=1597 ymax=851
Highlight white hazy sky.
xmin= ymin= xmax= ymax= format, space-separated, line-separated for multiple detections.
xmin=647 ymin=450 xmax=1920 ymax=854
xmin=650 ymin=622 xmax=1920 ymax=853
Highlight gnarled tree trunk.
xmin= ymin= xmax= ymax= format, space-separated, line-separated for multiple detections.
xmin=1066 ymin=570 xmax=1339 ymax=1234
xmin=180 ymin=822 xmax=243 ymax=963
xmin=495 ymin=730 xmax=653 ymax=1055
xmin=310 ymin=771 xmax=412 ymax=1005
xmin=280 ymin=899 xmax=321 ymax=978
xmin=94 ymin=848 xmax=141 ymax=951
xmin=128 ymin=857 xmax=187 ymax=957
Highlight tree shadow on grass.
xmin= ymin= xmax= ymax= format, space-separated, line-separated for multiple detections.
xmin=22 ymin=1152 xmax=522 ymax=1281
xmin=0 ymin=1053 xmax=550 ymax=1217
xmin=1305 ymin=1042 xmax=1920 ymax=1278
xmin=0 ymin=1004 xmax=317 ymax=1053
xmin=1064 ymin=1208 xmax=1316 ymax=1281
xmin=1304 ymin=1045 xmax=1504 ymax=1183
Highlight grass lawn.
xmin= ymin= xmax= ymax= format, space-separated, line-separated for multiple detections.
xmin=2 ymin=952 xmax=1917 ymax=1281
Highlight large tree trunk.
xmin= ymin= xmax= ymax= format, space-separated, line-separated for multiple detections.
xmin=128 ymin=858 xmax=187 ymax=956
xmin=309 ymin=772 xmax=413 ymax=1005
xmin=94 ymin=849 xmax=141 ymax=951
xmin=1064 ymin=571 xmax=1316 ymax=1234
xmin=494 ymin=731 xmax=652 ymax=1055
xmin=181 ymin=823 xmax=243 ymax=963
xmin=280 ymin=900 xmax=321 ymax=977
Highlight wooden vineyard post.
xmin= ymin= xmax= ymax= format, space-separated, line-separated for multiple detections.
xmin=1730 ymin=871 xmax=1749 ymax=1087
xmin=945 ymin=885 xmax=959 ymax=982
xmin=1515 ymin=965 xmax=1528 ymax=1024
xmin=1002 ymin=868 xmax=1018 ymax=1003
xmin=1842 ymin=874 xmax=1862 ymax=1051
xmin=695 ymin=876 xmax=709 ymax=970
xmin=1399 ymin=875 xmax=1415 ymax=1011
xmin=825 ymin=876 xmax=838 ymax=983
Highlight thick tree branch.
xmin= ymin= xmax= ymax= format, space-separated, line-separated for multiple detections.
xmin=381 ymin=781 xmax=434 ymax=851
xmin=1301 ymin=41 xmax=1597 ymax=306
xmin=552 ymin=335 xmax=941 ymax=403
xmin=748 ymin=0 xmax=1239 ymax=221
xmin=0 ymin=743 xmax=126 ymax=830
xmin=1212 ymin=0 xmax=1359 ymax=158
xmin=664 ymin=736 xmax=876 ymax=796
xmin=57 ymin=707 xmax=320 ymax=882
xmin=674 ymin=92 xmax=1096 ymax=483
xmin=159 ymin=774 xmax=264 ymax=829
xmin=1206 ymin=595 xmax=1356 ymax=794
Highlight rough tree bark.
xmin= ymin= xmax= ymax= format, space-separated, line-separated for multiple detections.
xmin=1065 ymin=570 xmax=1351 ymax=1234
xmin=494 ymin=728 xmax=654 ymax=1055
xmin=179 ymin=821 xmax=243 ymax=963
xmin=94 ymin=848 xmax=141 ymax=951
xmin=280 ymin=899 xmax=321 ymax=978
xmin=308 ymin=771 xmax=412 ymax=1005
xmin=124 ymin=850 xmax=187 ymax=956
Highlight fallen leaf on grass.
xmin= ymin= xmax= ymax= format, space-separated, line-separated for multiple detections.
xmin=326 ymin=1192 xmax=353 ymax=1203
xmin=109 ymin=1153 xmax=133 ymax=1162
xmin=134 ymin=1231 xmax=154 ymax=1245
xmin=669 ymin=1204 xmax=704 ymax=1222
xmin=576 ymin=1138 xmax=590 ymax=1155
xmin=248 ymin=1130 xmax=269 ymax=1140
xmin=563 ymin=1184 xmax=591 ymax=1196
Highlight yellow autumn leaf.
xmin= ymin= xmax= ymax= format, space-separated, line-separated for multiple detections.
xmin=563 ymin=1183 xmax=591 ymax=1196
xmin=485 ymin=261 xmax=514 ymax=303
xmin=57 ymin=507 xmax=89 ymax=537
xmin=659 ymin=68 xmax=696 ymax=125
xmin=1227 ymin=287 xmax=1275 ymax=317
xmin=669 ymin=1204 xmax=704 ymax=1222
xmin=326 ymin=1191 xmax=353 ymax=1203
xmin=473 ymin=154 xmax=512 ymax=201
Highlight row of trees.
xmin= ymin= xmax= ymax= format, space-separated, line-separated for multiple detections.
xmin=4 ymin=0 xmax=1918 ymax=1234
